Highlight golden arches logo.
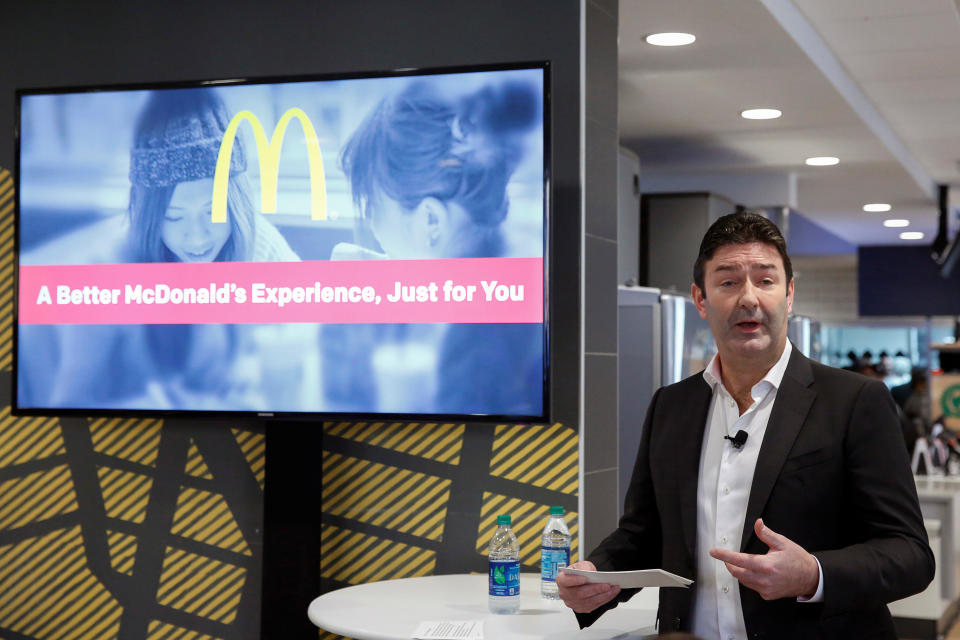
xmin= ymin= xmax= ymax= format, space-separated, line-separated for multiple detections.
xmin=212 ymin=108 xmax=327 ymax=223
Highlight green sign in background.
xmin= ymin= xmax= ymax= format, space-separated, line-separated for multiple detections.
xmin=942 ymin=384 xmax=960 ymax=418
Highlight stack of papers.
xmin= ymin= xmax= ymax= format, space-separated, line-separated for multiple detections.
xmin=412 ymin=620 xmax=483 ymax=639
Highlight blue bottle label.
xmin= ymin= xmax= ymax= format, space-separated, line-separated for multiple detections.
xmin=489 ymin=560 xmax=520 ymax=596
xmin=540 ymin=546 xmax=570 ymax=581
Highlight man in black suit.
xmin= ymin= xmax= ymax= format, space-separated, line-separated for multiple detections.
xmin=558 ymin=212 xmax=934 ymax=639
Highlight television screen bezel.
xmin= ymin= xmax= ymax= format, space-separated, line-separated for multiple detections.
xmin=12 ymin=60 xmax=552 ymax=424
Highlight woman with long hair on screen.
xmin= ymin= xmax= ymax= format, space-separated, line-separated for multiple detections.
xmin=335 ymin=78 xmax=544 ymax=416
xmin=42 ymin=89 xmax=303 ymax=410
xmin=127 ymin=90 xmax=296 ymax=264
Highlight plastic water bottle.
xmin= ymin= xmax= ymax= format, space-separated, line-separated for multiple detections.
xmin=488 ymin=514 xmax=520 ymax=614
xmin=540 ymin=506 xmax=571 ymax=599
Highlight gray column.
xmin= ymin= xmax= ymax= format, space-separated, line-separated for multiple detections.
xmin=580 ymin=0 xmax=620 ymax=557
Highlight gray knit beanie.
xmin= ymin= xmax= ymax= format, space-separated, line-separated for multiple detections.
xmin=129 ymin=89 xmax=246 ymax=188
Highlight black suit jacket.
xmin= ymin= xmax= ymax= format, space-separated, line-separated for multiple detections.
xmin=580 ymin=347 xmax=934 ymax=639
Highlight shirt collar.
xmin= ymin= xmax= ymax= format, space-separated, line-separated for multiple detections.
xmin=703 ymin=340 xmax=793 ymax=394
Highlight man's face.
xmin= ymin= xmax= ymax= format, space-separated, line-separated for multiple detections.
xmin=692 ymin=242 xmax=794 ymax=367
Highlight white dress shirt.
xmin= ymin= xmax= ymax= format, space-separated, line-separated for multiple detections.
xmin=691 ymin=341 xmax=795 ymax=640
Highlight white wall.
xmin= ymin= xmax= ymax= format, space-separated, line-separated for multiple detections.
xmin=791 ymin=255 xmax=858 ymax=323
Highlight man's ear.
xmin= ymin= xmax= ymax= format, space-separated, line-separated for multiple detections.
xmin=786 ymin=278 xmax=795 ymax=314
xmin=692 ymin=282 xmax=708 ymax=319
xmin=412 ymin=197 xmax=450 ymax=250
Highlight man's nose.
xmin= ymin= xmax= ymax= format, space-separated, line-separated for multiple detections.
xmin=739 ymin=281 xmax=759 ymax=308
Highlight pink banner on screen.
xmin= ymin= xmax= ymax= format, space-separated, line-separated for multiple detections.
xmin=19 ymin=257 xmax=544 ymax=325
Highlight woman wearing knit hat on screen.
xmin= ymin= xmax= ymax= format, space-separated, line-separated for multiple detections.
xmin=126 ymin=90 xmax=296 ymax=264
xmin=41 ymin=89 xmax=300 ymax=410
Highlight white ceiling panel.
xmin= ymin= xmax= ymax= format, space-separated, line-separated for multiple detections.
xmin=806 ymin=11 xmax=960 ymax=54
xmin=619 ymin=0 xmax=958 ymax=249
xmin=797 ymin=165 xmax=938 ymax=245
xmin=863 ymin=77 xmax=960 ymax=106
xmin=841 ymin=47 xmax=960 ymax=81
xmin=793 ymin=0 xmax=953 ymax=22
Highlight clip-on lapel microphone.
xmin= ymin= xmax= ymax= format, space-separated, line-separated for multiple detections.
xmin=724 ymin=430 xmax=748 ymax=449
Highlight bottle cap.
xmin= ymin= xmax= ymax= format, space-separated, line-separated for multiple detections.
xmin=497 ymin=514 xmax=511 ymax=525
xmin=550 ymin=506 xmax=564 ymax=516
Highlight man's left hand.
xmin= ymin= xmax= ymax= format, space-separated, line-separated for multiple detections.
xmin=709 ymin=518 xmax=819 ymax=600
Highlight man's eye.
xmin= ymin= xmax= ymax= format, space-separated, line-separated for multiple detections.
xmin=164 ymin=216 xmax=183 ymax=222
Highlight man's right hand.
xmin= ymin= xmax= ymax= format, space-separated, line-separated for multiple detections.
xmin=556 ymin=560 xmax=621 ymax=613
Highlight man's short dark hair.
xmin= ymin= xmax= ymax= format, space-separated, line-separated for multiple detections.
xmin=693 ymin=211 xmax=793 ymax=295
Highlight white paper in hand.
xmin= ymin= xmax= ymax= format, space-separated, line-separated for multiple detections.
xmin=560 ymin=567 xmax=693 ymax=588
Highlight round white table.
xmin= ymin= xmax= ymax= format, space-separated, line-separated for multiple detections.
xmin=308 ymin=573 xmax=658 ymax=640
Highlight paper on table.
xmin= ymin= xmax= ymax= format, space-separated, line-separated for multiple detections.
xmin=412 ymin=620 xmax=483 ymax=640
xmin=560 ymin=567 xmax=693 ymax=588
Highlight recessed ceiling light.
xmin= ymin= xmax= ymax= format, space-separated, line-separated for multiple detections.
xmin=883 ymin=219 xmax=909 ymax=228
xmin=863 ymin=203 xmax=892 ymax=213
xmin=900 ymin=231 xmax=924 ymax=240
xmin=645 ymin=32 xmax=696 ymax=47
xmin=741 ymin=108 xmax=782 ymax=120
xmin=805 ymin=156 xmax=840 ymax=166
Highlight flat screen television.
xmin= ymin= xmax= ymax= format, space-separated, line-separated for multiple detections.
xmin=14 ymin=62 xmax=550 ymax=421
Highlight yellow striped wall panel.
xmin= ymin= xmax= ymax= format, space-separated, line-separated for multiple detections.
xmin=475 ymin=492 xmax=579 ymax=567
xmin=0 ymin=168 xmax=12 ymax=371
xmin=156 ymin=547 xmax=246 ymax=624
xmin=107 ymin=529 xmax=138 ymax=576
xmin=90 ymin=417 xmax=163 ymax=467
xmin=0 ymin=409 xmax=64 ymax=468
xmin=185 ymin=439 xmax=214 ymax=479
xmin=323 ymin=422 xmax=464 ymax=465
xmin=232 ymin=428 xmax=264 ymax=491
xmin=0 ymin=464 xmax=78 ymax=532
xmin=2 ymin=165 xmax=262 ymax=639
xmin=97 ymin=466 xmax=154 ymax=524
xmin=148 ymin=620 xmax=222 ymax=640
xmin=171 ymin=487 xmax=251 ymax=556
xmin=489 ymin=423 xmax=578 ymax=493
xmin=322 ymin=452 xmax=450 ymax=541
xmin=0 ymin=525 xmax=121 ymax=639
xmin=321 ymin=418 xmax=579 ymax=599
xmin=320 ymin=524 xmax=435 ymax=585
